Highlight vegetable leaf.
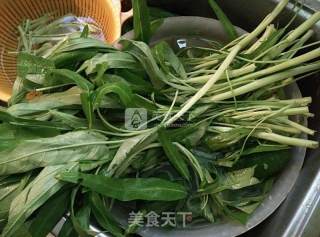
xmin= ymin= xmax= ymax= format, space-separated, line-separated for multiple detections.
xmin=29 ymin=189 xmax=70 ymax=237
xmin=78 ymin=52 xmax=140 ymax=75
xmin=70 ymin=189 xmax=92 ymax=237
xmin=90 ymin=192 xmax=124 ymax=237
xmin=50 ymin=110 xmax=88 ymax=129
xmin=93 ymin=81 xmax=135 ymax=109
xmin=0 ymin=109 xmax=70 ymax=131
xmin=201 ymin=167 xmax=260 ymax=194
xmin=56 ymin=172 xmax=188 ymax=201
xmin=158 ymin=128 xmax=191 ymax=181
xmin=0 ymin=174 xmax=30 ymax=221
xmin=10 ymin=53 xmax=55 ymax=105
xmin=0 ymin=131 xmax=110 ymax=175
xmin=122 ymin=39 xmax=165 ymax=89
xmin=133 ymin=0 xmax=152 ymax=43
xmin=7 ymin=87 xmax=82 ymax=117
xmin=2 ymin=164 xmax=76 ymax=237
xmin=208 ymin=0 xmax=238 ymax=41
xmin=106 ymin=131 xmax=156 ymax=177
xmin=45 ymin=69 xmax=93 ymax=91
xmin=153 ymin=41 xmax=187 ymax=78
xmin=232 ymin=149 xmax=291 ymax=179
xmin=48 ymin=37 xmax=114 ymax=58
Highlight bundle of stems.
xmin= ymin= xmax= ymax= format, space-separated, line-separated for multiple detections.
xmin=161 ymin=1 xmax=320 ymax=150
xmin=1 ymin=0 xmax=320 ymax=236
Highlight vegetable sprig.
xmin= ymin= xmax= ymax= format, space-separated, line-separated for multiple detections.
xmin=0 ymin=0 xmax=319 ymax=236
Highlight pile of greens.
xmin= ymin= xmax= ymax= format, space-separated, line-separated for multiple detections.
xmin=0 ymin=0 xmax=319 ymax=236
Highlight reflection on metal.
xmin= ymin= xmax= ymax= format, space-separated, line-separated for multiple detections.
xmin=177 ymin=39 xmax=187 ymax=48
xmin=284 ymin=172 xmax=320 ymax=237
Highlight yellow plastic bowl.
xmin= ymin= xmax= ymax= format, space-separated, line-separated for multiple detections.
xmin=0 ymin=0 xmax=132 ymax=102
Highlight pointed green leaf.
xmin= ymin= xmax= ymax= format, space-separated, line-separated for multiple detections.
xmin=90 ymin=193 xmax=124 ymax=237
xmin=10 ymin=53 xmax=55 ymax=105
xmin=2 ymin=165 xmax=76 ymax=237
xmin=153 ymin=41 xmax=186 ymax=78
xmin=93 ymin=81 xmax=135 ymax=109
xmin=78 ymin=52 xmax=140 ymax=75
xmin=122 ymin=39 xmax=165 ymax=89
xmin=208 ymin=0 xmax=238 ymax=41
xmin=0 ymin=109 xmax=70 ymax=131
xmin=57 ymin=172 xmax=188 ymax=201
xmin=46 ymin=69 xmax=94 ymax=91
xmin=29 ymin=190 xmax=70 ymax=237
xmin=158 ymin=128 xmax=190 ymax=181
xmin=133 ymin=0 xmax=152 ymax=43
xmin=106 ymin=131 xmax=156 ymax=177
xmin=0 ymin=131 xmax=109 ymax=175
xmin=7 ymin=87 xmax=82 ymax=117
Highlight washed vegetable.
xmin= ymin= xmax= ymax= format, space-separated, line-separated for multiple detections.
xmin=0 ymin=0 xmax=319 ymax=236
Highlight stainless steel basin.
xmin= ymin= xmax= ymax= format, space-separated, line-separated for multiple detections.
xmin=1 ymin=1 xmax=318 ymax=236
xmin=147 ymin=0 xmax=320 ymax=236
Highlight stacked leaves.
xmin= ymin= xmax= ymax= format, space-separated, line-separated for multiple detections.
xmin=0 ymin=0 xmax=320 ymax=236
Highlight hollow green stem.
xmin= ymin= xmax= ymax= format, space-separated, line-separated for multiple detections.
xmin=231 ymin=107 xmax=309 ymax=119
xmin=238 ymin=47 xmax=320 ymax=82
xmin=245 ymin=24 xmax=276 ymax=54
xmin=207 ymin=62 xmax=320 ymax=102
xmin=269 ymin=12 xmax=320 ymax=58
xmin=254 ymin=132 xmax=318 ymax=148
xmin=280 ymin=29 xmax=314 ymax=59
xmin=237 ymin=0 xmax=289 ymax=49
xmin=166 ymin=45 xmax=242 ymax=126
xmin=275 ymin=117 xmax=315 ymax=135
xmin=187 ymin=64 xmax=256 ymax=84
xmin=166 ymin=0 xmax=291 ymax=126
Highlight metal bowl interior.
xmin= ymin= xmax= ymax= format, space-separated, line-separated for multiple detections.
xmin=122 ymin=16 xmax=307 ymax=237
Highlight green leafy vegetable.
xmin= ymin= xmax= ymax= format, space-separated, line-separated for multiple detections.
xmin=2 ymin=165 xmax=76 ymax=237
xmin=1 ymin=1 xmax=320 ymax=234
xmin=29 ymin=190 xmax=70 ymax=237
xmin=153 ymin=41 xmax=187 ymax=78
xmin=0 ymin=109 xmax=70 ymax=131
xmin=208 ymin=0 xmax=238 ymax=41
xmin=70 ymin=189 xmax=92 ymax=237
xmin=122 ymin=39 xmax=165 ymax=89
xmin=7 ymin=87 xmax=82 ymax=117
xmin=90 ymin=192 xmax=124 ymax=237
xmin=10 ymin=53 xmax=55 ymax=105
xmin=78 ymin=52 xmax=140 ymax=74
xmin=158 ymin=128 xmax=191 ymax=181
xmin=106 ymin=131 xmax=156 ymax=177
xmin=232 ymin=149 xmax=291 ymax=179
xmin=0 ymin=131 xmax=109 ymax=175
xmin=93 ymin=81 xmax=135 ymax=109
xmin=200 ymin=167 xmax=260 ymax=194
xmin=0 ymin=175 xmax=30 ymax=222
xmin=133 ymin=0 xmax=152 ymax=43
xmin=56 ymin=172 xmax=188 ymax=201
xmin=46 ymin=69 xmax=93 ymax=91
